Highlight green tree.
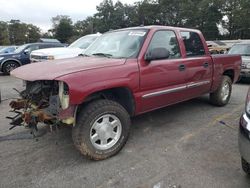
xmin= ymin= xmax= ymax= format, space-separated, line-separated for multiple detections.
xmin=136 ymin=0 xmax=160 ymax=25
xmin=74 ymin=16 xmax=94 ymax=37
xmin=0 ymin=21 xmax=10 ymax=45
xmin=8 ymin=20 xmax=27 ymax=45
xmin=93 ymin=0 xmax=115 ymax=32
xmin=51 ymin=15 xmax=74 ymax=43
xmin=157 ymin=0 xmax=184 ymax=26
xmin=222 ymin=0 xmax=250 ymax=39
xmin=170 ymin=0 xmax=223 ymax=40
xmin=123 ymin=4 xmax=140 ymax=27
xmin=25 ymin=24 xmax=41 ymax=43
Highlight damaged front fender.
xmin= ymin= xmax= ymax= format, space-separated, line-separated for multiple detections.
xmin=7 ymin=80 xmax=76 ymax=131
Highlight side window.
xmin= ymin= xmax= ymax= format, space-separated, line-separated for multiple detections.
xmin=181 ymin=31 xmax=205 ymax=57
xmin=25 ymin=45 xmax=39 ymax=53
xmin=39 ymin=44 xmax=51 ymax=49
xmin=148 ymin=30 xmax=181 ymax=59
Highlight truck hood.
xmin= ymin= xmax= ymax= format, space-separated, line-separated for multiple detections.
xmin=11 ymin=56 xmax=126 ymax=81
xmin=31 ymin=47 xmax=83 ymax=57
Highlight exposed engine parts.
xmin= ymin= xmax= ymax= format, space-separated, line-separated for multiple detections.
xmin=7 ymin=80 xmax=74 ymax=136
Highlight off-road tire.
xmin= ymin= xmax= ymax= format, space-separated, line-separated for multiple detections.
xmin=2 ymin=61 xmax=19 ymax=75
xmin=241 ymin=157 xmax=250 ymax=175
xmin=210 ymin=75 xmax=232 ymax=106
xmin=72 ymin=99 xmax=131 ymax=160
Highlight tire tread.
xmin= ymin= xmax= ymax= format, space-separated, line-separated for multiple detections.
xmin=72 ymin=99 xmax=130 ymax=160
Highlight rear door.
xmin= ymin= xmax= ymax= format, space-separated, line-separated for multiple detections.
xmin=180 ymin=31 xmax=213 ymax=97
xmin=139 ymin=30 xmax=190 ymax=112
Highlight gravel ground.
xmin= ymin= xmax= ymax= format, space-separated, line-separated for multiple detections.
xmin=0 ymin=74 xmax=250 ymax=188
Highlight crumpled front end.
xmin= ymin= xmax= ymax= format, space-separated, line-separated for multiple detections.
xmin=7 ymin=80 xmax=76 ymax=132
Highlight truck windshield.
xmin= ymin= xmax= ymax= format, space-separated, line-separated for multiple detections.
xmin=228 ymin=44 xmax=250 ymax=56
xmin=69 ymin=36 xmax=98 ymax=49
xmin=84 ymin=29 xmax=148 ymax=59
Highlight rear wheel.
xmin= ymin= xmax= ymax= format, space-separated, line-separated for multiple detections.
xmin=2 ymin=61 xmax=19 ymax=75
xmin=210 ymin=75 xmax=232 ymax=106
xmin=72 ymin=99 xmax=130 ymax=160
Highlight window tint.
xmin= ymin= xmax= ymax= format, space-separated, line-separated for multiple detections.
xmin=228 ymin=44 xmax=250 ymax=56
xmin=85 ymin=30 xmax=147 ymax=58
xmin=39 ymin=43 xmax=63 ymax=49
xmin=26 ymin=45 xmax=39 ymax=53
xmin=40 ymin=44 xmax=53 ymax=49
xmin=50 ymin=43 xmax=63 ymax=48
xmin=148 ymin=30 xmax=181 ymax=59
xmin=181 ymin=31 xmax=205 ymax=57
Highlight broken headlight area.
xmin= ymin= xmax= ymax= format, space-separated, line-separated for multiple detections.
xmin=7 ymin=80 xmax=74 ymax=134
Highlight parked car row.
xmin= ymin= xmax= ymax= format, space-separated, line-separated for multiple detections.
xmin=0 ymin=33 xmax=101 ymax=74
xmin=30 ymin=33 xmax=101 ymax=62
xmin=0 ymin=42 xmax=64 ymax=74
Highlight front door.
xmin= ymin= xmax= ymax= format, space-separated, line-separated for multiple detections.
xmin=139 ymin=30 xmax=189 ymax=112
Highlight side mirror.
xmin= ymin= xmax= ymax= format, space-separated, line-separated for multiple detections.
xmin=145 ymin=48 xmax=170 ymax=62
xmin=24 ymin=49 xmax=29 ymax=54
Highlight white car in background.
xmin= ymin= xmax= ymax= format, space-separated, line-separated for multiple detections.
xmin=30 ymin=33 xmax=101 ymax=62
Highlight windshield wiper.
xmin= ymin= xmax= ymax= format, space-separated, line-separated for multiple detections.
xmin=92 ymin=53 xmax=113 ymax=58
xmin=79 ymin=53 xmax=90 ymax=57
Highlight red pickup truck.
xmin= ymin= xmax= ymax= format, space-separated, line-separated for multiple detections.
xmin=9 ymin=26 xmax=241 ymax=160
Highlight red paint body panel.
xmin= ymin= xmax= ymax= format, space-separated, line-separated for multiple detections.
xmin=58 ymin=59 xmax=140 ymax=105
xmin=11 ymin=56 xmax=126 ymax=81
xmin=210 ymin=54 xmax=242 ymax=92
xmin=10 ymin=26 xmax=242 ymax=116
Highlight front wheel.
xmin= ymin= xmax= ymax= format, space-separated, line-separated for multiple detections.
xmin=72 ymin=100 xmax=130 ymax=160
xmin=2 ymin=61 xmax=19 ymax=75
xmin=210 ymin=75 xmax=232 ymax=106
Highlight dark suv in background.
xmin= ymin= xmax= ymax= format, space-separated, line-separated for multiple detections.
xmin=0 ymin=42 xmax=64 ymax=74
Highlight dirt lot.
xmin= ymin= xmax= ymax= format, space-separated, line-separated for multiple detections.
xmin=0 ymin=74 xmax=250 ymax=188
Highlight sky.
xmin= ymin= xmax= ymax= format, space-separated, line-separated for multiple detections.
xmin=0 ymin=0 xmax=137 ymax=32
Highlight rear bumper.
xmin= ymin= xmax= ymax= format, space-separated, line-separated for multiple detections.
xmin=239 ymin=114 xmax=250 ymax=163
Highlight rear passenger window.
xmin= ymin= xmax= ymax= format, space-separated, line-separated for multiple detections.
xmin=39 ymin=44 xmax=52 ymax=49
xmin=148 ymin=30 xmax=181 ymax=59
xmin=181 ymin=31 xmax=205 ymax=57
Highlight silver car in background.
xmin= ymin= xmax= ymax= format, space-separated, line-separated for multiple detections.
xmin=228 ymin=43 xmax=250 ymax=79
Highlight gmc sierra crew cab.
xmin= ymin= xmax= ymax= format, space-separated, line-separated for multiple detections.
xmin=8 ymin=26 xmax=241 ymax=160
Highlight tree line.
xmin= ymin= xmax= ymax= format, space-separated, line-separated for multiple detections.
xmin=1 ymin=0 xmax=250 ymax=45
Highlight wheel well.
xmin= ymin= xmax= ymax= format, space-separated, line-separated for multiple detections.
xmin=1 ymin=60 xmax=20 ymax=70
xmin=82 ymin=87 xmax=136 ymax=116
xmin=223 ymin=69 xmax=234 ymax=82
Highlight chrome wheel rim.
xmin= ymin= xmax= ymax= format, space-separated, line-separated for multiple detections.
xmin=90 ymin=114 xmax=122 ymax=150
xmin=221 ymin=82 xmax=230 ymax=101
xmin=6 ymin=63 xmax=18 ymax=73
